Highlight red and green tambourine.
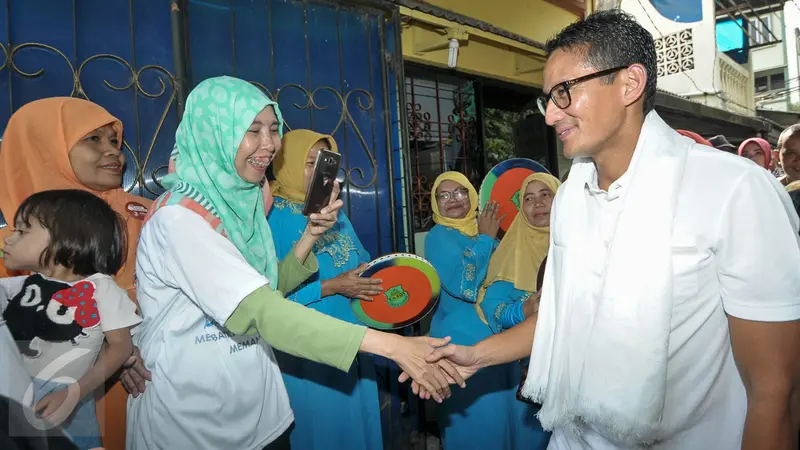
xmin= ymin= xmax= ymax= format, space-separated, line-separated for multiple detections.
xmin=352 ymin=253 xmax=441 ymax=330
xmin=479 ymin=158 xmax=551 ymax=231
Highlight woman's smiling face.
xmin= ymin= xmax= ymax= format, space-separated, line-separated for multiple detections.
xmin=522 ymin=180 xmax=555 ymax=227
xmin=234 ymin=106 xmax=282 ymax=184
xmin=436 ymin=180 xmax=471 ymax=219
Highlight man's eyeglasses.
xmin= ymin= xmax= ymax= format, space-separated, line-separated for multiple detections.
xmin=536 ymin=66 xmax=628 ymax=116
xmin=436 ymin=188 xmax=469 ymax=203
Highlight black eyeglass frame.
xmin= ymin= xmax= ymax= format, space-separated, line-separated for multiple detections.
xmin=536 ymin=66 xmax=629 ymax=115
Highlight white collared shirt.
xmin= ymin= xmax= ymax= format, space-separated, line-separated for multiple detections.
xmin=549 ymin=145 xmax=800 ymax=450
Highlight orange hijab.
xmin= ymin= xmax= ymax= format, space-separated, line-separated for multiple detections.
xmin=0 ymin=97 xmax=151 ymax=294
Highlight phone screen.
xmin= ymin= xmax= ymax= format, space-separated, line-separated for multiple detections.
xmin=302 ymin=150 xmax=341 ymax=216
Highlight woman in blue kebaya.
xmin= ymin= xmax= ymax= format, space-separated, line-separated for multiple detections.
xmin=475 ymin=172 xmax=561 ymax=450
xmin=267 ymin=129 xmax=384 ymax=450
xmin=476 ymin=172 xmax=561 ymax=333
xmin=426 ymin=171 xmax=528 ymax=449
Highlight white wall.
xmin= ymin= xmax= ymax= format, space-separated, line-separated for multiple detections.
xmin=751 ymin=11 xmax=786 ymax=73
xmin=752 ymin=45 xmax=785 ymax=72
xmin=620 ymin=0 xmax=718 ymax=96
xmin=784 ymin=4 xmax=800 ymax=106
xmin=750 ymin=5 xmax=800 ymax=111
xmin=758 ymin=95 xmax=789 ymax=110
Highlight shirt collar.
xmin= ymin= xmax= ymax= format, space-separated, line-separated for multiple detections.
xmin=585 ymin=164 xmax=630 ymax=200
xmin=583 ymin=122 xmax=650 ymax=200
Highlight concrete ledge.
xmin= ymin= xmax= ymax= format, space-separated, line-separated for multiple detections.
xmin=655 ymin=90 xmax=768 ymax=131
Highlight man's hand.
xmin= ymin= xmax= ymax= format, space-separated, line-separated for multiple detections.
xmin=398 ymin=313 xmax=540 ymax=400
xmin=398 ymin=343 xmax=481 ymax=400
xmin=729 ymin=316 xmax=800 ymax=450
xmin=388 ymin=335 xmax=467 ymax=403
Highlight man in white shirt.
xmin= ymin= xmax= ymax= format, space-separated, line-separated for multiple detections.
xmin=415 ymin=10 xmax=800 ymax=450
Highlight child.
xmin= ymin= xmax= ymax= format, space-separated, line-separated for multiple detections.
xmin=0 ymin=189 xmax=140 ymax=450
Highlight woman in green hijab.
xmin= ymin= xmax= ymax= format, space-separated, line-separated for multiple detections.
xmin=122 ymin=77 xmax=462 ymax=450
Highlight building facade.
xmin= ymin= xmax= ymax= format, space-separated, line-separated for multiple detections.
xmin=608 ymin=0 xmax=779 ymax=145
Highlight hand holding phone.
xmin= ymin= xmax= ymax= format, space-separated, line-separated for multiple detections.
xmin=294 ymin=182 xmax=343 ymax=263
xmin=302 ymin=149 xmax=342 ymax=216
xmin=305 ymin=181 xmax=343 ymax=237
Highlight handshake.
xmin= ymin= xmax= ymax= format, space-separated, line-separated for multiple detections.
xmin=395 ymin=337 xmax=483 ymax=401
xmin=395 ymin=313 xmax=536 ymax=401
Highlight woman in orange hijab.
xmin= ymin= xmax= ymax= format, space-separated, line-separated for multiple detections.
xmin=0 ymin=97 xmax=151 ymax=450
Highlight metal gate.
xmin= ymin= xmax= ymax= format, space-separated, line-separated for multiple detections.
xmin=0 ymin=0 xmax=179 ymax=220
xmin=183 ymin=0 xmax=407 ymax=258
xmin=0 ymin=0 xmax=408 ymax=259
xmin=0 ymin=0 xmax=179 ymax=200
xmin=405 ymin=65 xmax=483 ymax=232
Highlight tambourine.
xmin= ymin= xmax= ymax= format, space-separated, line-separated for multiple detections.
xmin=351 ymin=253 xmax=440 ymax=330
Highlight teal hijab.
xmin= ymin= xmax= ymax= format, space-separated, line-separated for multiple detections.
xmin=162 ymin=76 xmax=284 ymax=284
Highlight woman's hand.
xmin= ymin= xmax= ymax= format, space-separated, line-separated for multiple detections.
xmin=388 ymin=335 xmax=466 ymax=403
xmin=477 ymin=201 xmax=503 ymax=239
xmin=359 ymin=330 xmax=465 ymax=403
xmin=523 ymin=291 xmax=541 ymax=318
xmin=295 ymin=182 xmax=344 ymax=262
xmin=322 ymin=264 xmax=383 ymax=300
xmin=305 ymin=182 xmax=343 ymax=238
xmin=399 ymin=343 xmax=482 ymax=400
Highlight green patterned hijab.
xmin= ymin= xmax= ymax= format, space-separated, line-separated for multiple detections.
xmin=162 ymin=76 xmax=284 ymax=284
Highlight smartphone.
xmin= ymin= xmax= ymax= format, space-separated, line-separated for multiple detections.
xmin=302 ymin=149 xmax=342 ymax=216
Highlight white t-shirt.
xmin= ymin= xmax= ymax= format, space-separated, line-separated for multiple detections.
xmin=0 ymin=273 xmax=141 ymax=386
xmin=127 ymin=206 xmax=292 ymax=450
xmin=548 ymin=146 xmax=800 ymax=449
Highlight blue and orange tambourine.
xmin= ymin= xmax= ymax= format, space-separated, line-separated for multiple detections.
xmin=351 ymin=253 xmax=440 ymax=330
xmin=479 ymin=158 xmax=551 ymax=231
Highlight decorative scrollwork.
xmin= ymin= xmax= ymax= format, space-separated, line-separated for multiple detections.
xmin=0 ymin=41 xmax=177 ymax=197
xmin=407 ymin=102 xmax=432 ymax=141
xmin=250 ymin=81 xmax=379 ymax=189
xmin=7 ymin=42 xmax=79 ymax=93
xmin=0 ymin=41 xmax=381 ymax=198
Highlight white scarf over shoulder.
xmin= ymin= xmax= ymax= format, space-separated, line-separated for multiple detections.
xmin=522 ymin=112 xmax=692 ymax=445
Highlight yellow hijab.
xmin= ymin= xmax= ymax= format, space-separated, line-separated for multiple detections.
xmin=270 ymin=129 xmax=339 ymax=203
xmin=431 ymin=171 xmax=479 ymax=237
xmin=476 ymin=172 xmax=561 ymax=324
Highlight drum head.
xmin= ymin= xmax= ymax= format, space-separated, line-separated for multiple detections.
xmin=351 ymin=253 xmax=441 ymax=330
